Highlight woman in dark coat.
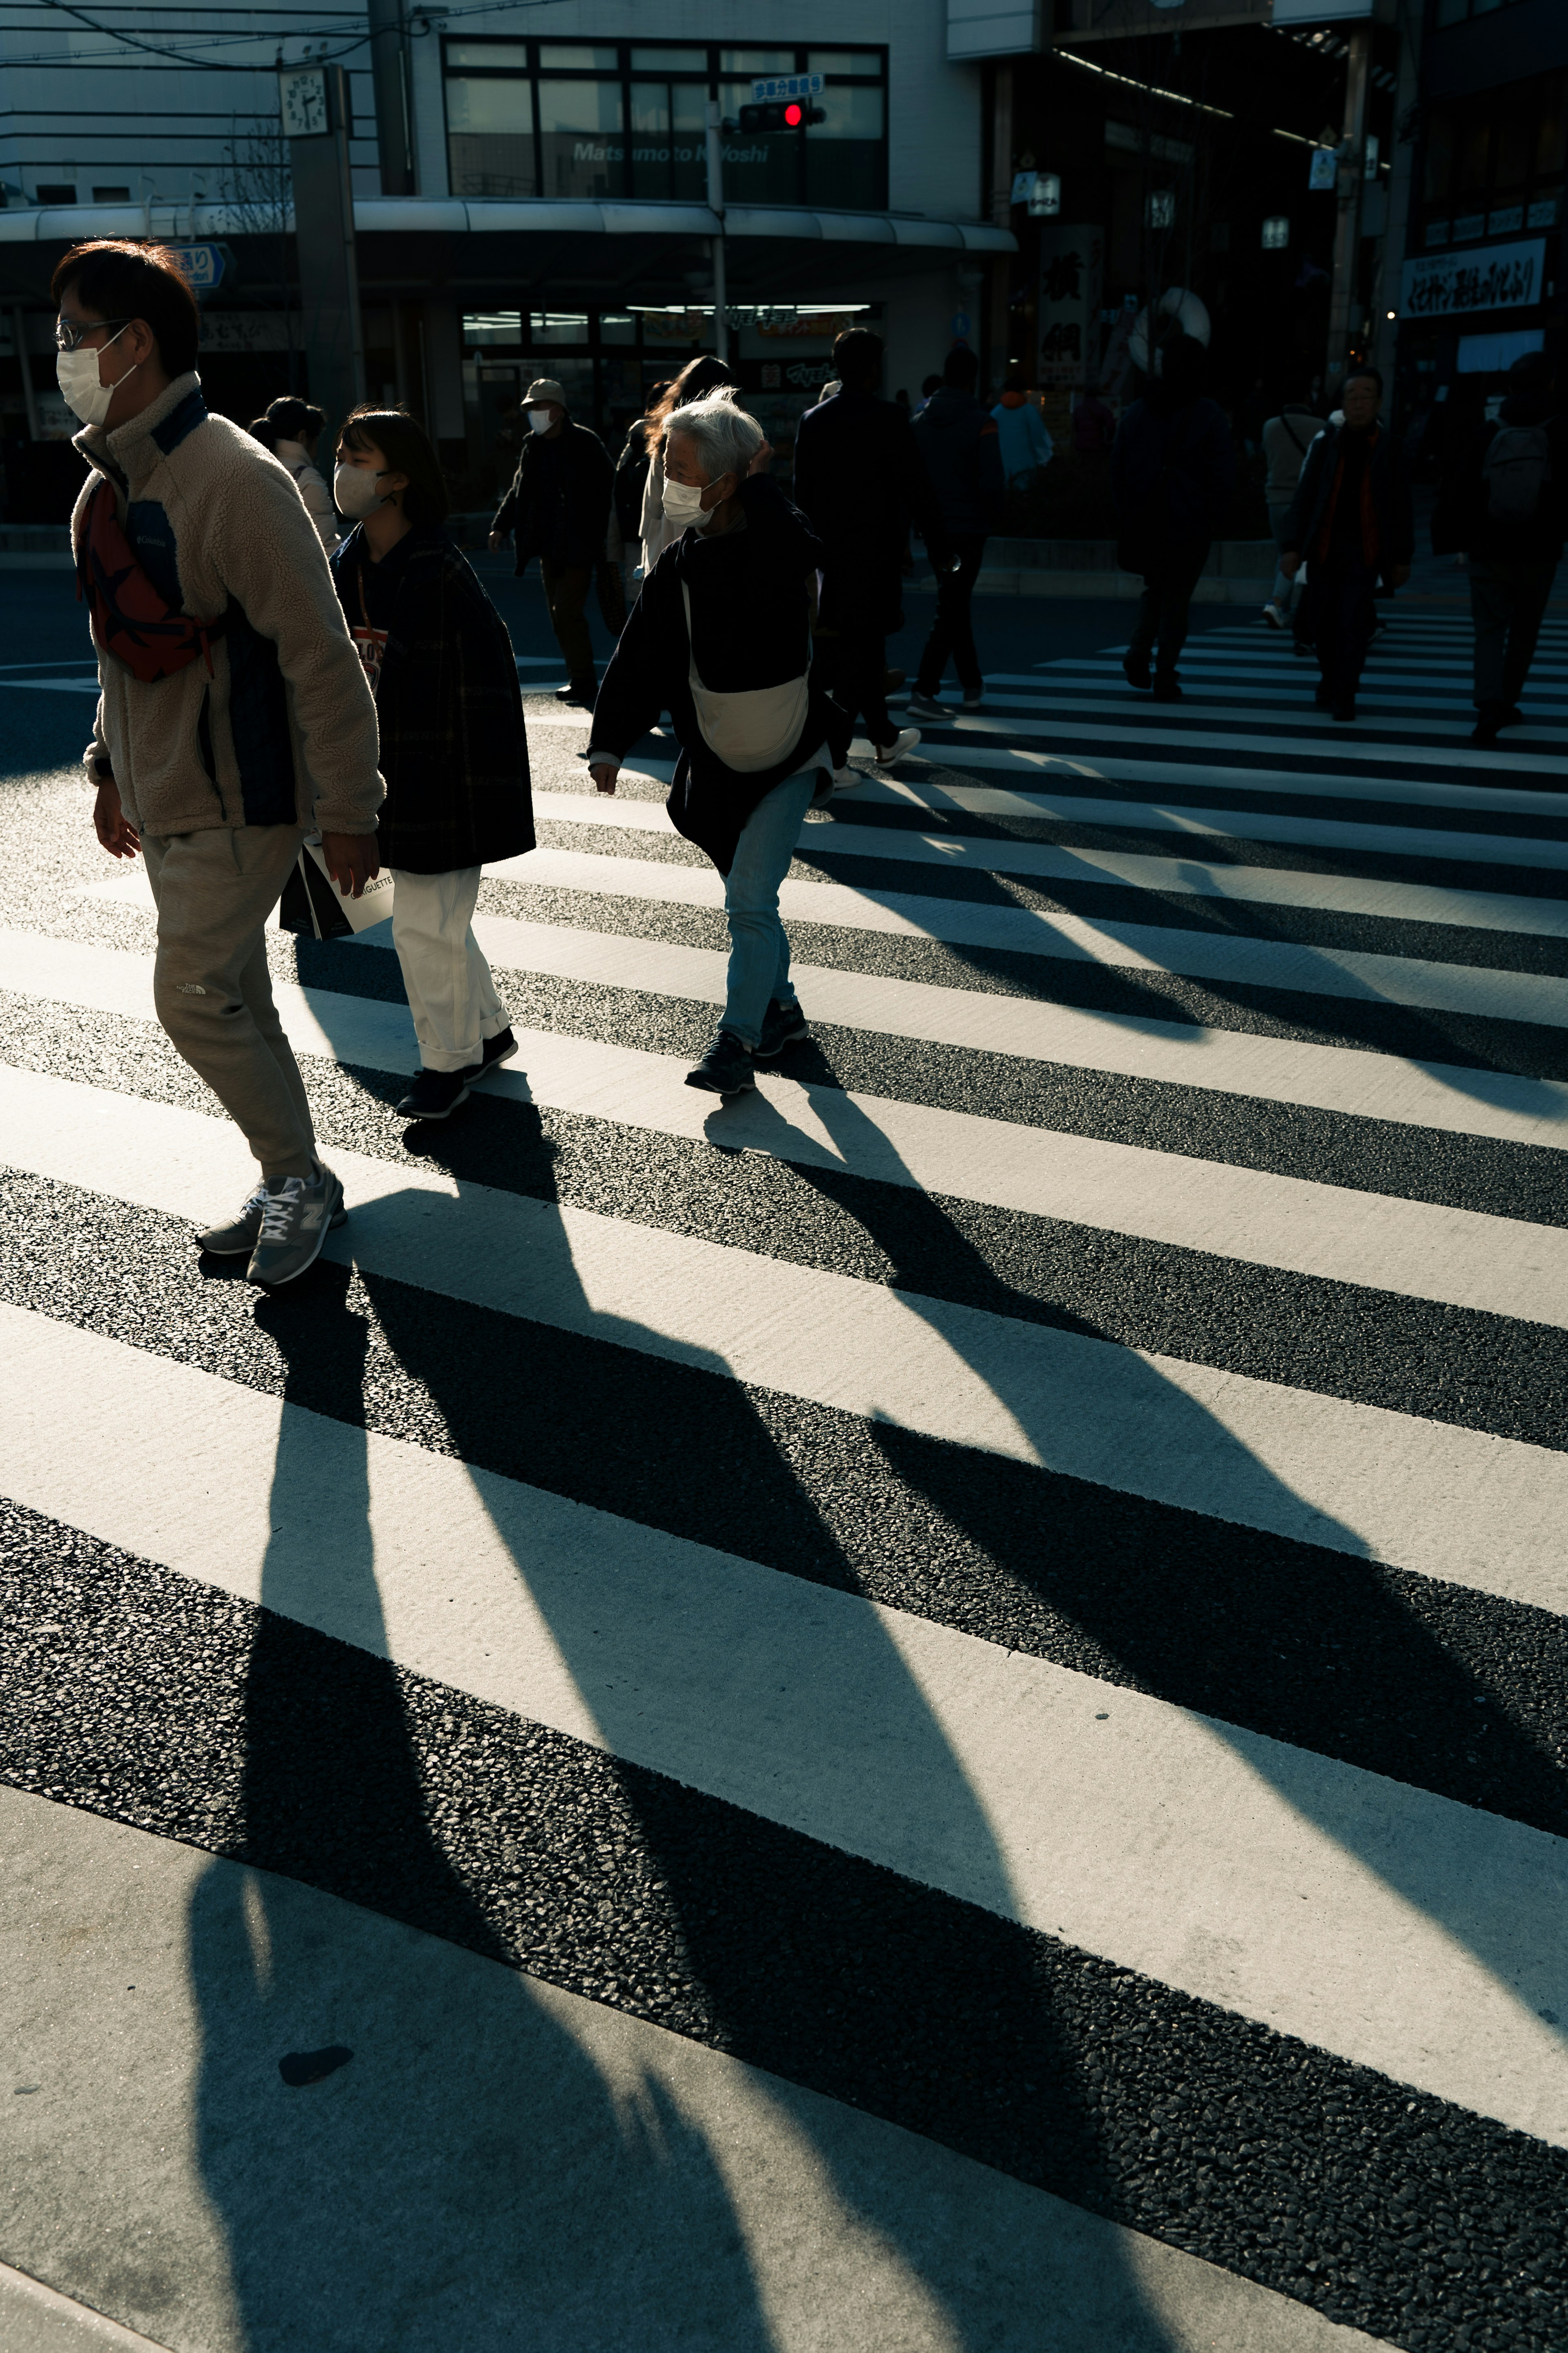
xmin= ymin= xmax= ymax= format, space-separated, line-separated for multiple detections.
xmin=331 ymin=405 xmax=534 ymax=1121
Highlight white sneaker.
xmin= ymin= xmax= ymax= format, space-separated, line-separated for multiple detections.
xmin=872 ymin=727 xmax=920 ymax=763
xmin=1262 ymin=601 xmax=1286 ymax=630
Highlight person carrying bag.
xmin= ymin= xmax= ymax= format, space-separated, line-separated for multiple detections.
xmin=585 ymin=388 xmax=853 ymax=1098
xmin=331 ymin=404 xmax=535 ymax=1121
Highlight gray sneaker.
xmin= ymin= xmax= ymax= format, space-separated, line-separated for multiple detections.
xmin=196 ymin=1181 xmax=271 ymax=1257
xmin=245 ymin=1164 xmax=346 ymax=1289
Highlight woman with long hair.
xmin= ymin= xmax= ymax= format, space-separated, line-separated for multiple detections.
xmin=330 ymin=405 xmax=535 ymax=1121
xmin=637 ymin=352 xmax=743 ymax=574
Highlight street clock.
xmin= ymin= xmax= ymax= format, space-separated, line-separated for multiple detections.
xmin=279 ymin=65 xmax=330 ymax=138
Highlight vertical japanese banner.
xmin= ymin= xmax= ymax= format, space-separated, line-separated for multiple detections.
xmin=1037 ymin=224 xmax=1105 ymax=391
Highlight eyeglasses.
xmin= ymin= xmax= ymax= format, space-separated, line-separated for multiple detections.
xmin=54 ymin=315 xmax=131 ymax=353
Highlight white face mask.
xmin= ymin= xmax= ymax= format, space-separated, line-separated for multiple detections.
xmin=334 ymin=461 xmax=391 ymax=519
xmin=56 ymin=323 xmax=135 ymax=428
xmin=528 ymin=408 xmax=554 ymax=435
xmin=662 ymin=476 xmax=713 ymax=530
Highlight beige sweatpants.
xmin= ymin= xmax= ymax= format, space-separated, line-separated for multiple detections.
xmin=142 ymin=823 xmax=318 ymax=1180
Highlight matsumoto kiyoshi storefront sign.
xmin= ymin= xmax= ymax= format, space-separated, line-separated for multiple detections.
xmin=1400 ymin=238 xmax=1546 ymax=323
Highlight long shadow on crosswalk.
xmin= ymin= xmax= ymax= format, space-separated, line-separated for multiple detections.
xmin=727 ymin=1066 xmax=1568 ymax=2077
xmin=185 ymin=1231 xmax=1188 ymax=2347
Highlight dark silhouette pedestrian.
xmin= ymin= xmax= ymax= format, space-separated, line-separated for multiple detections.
xmin=1280 ymin=366 xmax=1412 ymax=725
xmin=489 ymin=376 xmax=612 ymax=708
xmin=907 ymin=348 xmax=1004 ymax=716
xmin=792 ymin=326 xmax=951 ymax=764
xmin=1432 ymin=349 xmax=1566 ymax=744
xmin=1110 ymin=334 xmax=1235 ymax=703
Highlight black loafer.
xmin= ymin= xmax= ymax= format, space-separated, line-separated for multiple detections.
xmin=397 ymin=1067 xmax=474 ymax=1120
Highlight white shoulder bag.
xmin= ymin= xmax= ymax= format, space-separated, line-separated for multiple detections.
xmin=681 ymin=578 xmax=810 ymax=774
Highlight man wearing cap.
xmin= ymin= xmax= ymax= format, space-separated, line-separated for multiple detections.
xmin=489 ymin=378 xmax=613 ymax=707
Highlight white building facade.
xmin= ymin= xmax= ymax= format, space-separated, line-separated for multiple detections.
xmin=0 ymin=0 xmax=1013 ymax=503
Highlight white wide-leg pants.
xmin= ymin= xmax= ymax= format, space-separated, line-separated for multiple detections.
xmin=389 ymin=867 xmax=509 ymax=1072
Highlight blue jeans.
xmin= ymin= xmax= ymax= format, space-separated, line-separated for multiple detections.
xmin=722 ymin=770 xmax=817 ymax=1047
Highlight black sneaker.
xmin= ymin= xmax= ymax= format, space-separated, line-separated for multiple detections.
xmin=1150 ymin=674 xmax=1182 ymax=702
xmin=474 ymin=1027 xmax=519 ymax=1081
xmin=396 ymin=1067 xmax=474 ymax=1120
xmin=1332 ymin=698 xmax=1358 ymax=723
xmin=756 ymin=997 xmax=809 ymax=1062
xmin=1122 ymin=652 xmax=1151 ymax=690
xmin=684 ymin=1028 xmax=756 ymax=1096
xmin=1501 ymin=704 xmax=1525 ymax=728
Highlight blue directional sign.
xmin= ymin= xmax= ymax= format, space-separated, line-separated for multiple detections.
xmin=751 ymin=72 xmax=824 ymax=102
xmin=169 ymin=243 xmax=226 ymax=294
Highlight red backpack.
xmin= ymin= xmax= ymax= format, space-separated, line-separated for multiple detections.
xmin=76 ymin=478 xmax=227 ymax=683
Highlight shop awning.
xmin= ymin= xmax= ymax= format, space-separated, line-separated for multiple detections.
xmin=0 ymin=196 xmax=1015 ymax=255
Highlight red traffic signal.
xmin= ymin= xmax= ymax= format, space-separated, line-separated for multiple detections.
xmin=738 ymin=100 xmax=827 ymax=133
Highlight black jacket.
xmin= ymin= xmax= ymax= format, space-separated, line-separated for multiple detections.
xmin=1283 ymin=420 xmax=1414 ymax=575
xmin=792 ymin=387 xmax=951 ymax=635
xmin=911 ymin=387 xmax=1006 ymax=535
xmin=1431 ymin=394 xmax=1568 ymax=564
xmin=587 ymin=475 xmax=853 ymax=876
xmin=492 ymin=419 xmax=612 ymax=572
xmin=330 ymin=525 xmax=534 ymax=874
xmin=614 ymin=417 xmax=653 ymax=540
xmin=1111 ymin=394 xmax=1236 ymax=570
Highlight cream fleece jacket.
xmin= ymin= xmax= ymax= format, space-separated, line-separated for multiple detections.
xmin=74 ymin=373 xmax=383 ymax=838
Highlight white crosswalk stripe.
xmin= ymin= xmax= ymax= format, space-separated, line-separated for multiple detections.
xmin=4 ymin=603 xmax=1568 ymax=2352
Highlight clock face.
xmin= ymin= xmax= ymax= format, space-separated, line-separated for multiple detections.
xmin=279 ymin=66 xmax=329 ymax=138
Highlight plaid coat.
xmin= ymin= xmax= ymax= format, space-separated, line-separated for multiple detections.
xmin=331 ymin=526 xmax=534 ymax=874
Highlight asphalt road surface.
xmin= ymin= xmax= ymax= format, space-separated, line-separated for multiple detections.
xmin=2 ymin=560 xmax=1566 ymax=2353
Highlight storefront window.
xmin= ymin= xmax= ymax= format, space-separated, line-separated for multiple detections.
xmin=1419 ymin=74 xmax=1566 ymax=250
xmin=444 ymin=39 xmax=887 ymax=210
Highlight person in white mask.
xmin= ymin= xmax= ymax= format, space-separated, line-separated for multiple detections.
xmin=56 ymin=235 xmax=383 ymax=1288
xmin=637 ymin=352 xmax=744 ymax=574
xmin=329 ymin=406 xmax=534 ymax=1122
xmin=586 ymin=390 xmax=855 ymax=1098
xmin=486 ymin=375 xmax=612 ymax=707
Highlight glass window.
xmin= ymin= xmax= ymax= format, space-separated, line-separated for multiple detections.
xmin=806 ymin=85 xmax=885 ymax=209
xmin=531 ymin=311 xmax=589 ymax=343
xmin=630 ymin=83 xmax=670 ymax=134
xmin=541 ymin=356 xmax=596 ymax=413
xmin=539 ymin=45 xmax=619 ymax=68
xmin=808 ymin=51 xmax=882 ymax=73
xmin=719 ymin=49 xmax=797 ymax=71
xmin=628 ymin=81 xmax=708 ymax=198
xmin=447 ymin=78 xmax=535 ymax=199
xmin=538 ymin=79 xmax=624 ymax=197
xmin=631 ymin=47 xmax=705 ymax=69
xmin=599 ymin=313 xmax=637 ymax=344
xmin=447 ymin=41 xmax=529 ymax=67
xmin=463 ymin=311 xmax=524 ymax=344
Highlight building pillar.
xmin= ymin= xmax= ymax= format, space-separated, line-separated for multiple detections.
xmin=367 ymin=0 xmax=414 ymax=196
xmin=1325 ymin=26 xmax=1372 ymax=389
xmin=287 ymin=65 xmax=367 ymax=438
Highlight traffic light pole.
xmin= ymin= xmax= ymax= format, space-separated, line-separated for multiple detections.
xmin=706 ymin=99 xmax=728 ymax=363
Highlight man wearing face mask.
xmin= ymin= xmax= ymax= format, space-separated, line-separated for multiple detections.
xmin=488 ymin=377 xmax=613 ymax=708
xmin=57 ymin=237 xmax=383 ymax=1288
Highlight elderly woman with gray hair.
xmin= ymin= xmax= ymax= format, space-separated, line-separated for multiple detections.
xmin=587 ymin=389 xmax=854 ymax=1097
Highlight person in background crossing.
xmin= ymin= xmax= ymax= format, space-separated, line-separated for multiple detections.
xmin=584 ymin=390 xmax=853 ymax=1099
xmin=1261 ymin=372 xmax=1319 ymax=639
xmin=907 ymin=347 xmax=1005 ymax=718
xmin=265 ymin=396 xmax=342 ymax=556
xmin=62 ymin=235 xmax=382 ymax=1290
xmin=1279 ymin=366 xmax=1412 ymax=725
xmin=1111 ymin=333 xmax=1235 ymax=702
xmin=991 ymin=365 xmax=1054 ymax=489
xmin=1432 ymin=348 xmax=1566 ymax=745
xmin=637 ymin=354 xmax=744 ymax=575
xmin=488 ymin=377 xmax=612 ymax=709
xmin=334 ymin=407 xmax=534 ymax=1123
xmin=793 ymin=326 xmax=949 ymax=767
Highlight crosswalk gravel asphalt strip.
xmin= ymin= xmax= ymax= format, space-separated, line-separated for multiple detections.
xmin=3 ymin=605 xmax=1568 ymax=2353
